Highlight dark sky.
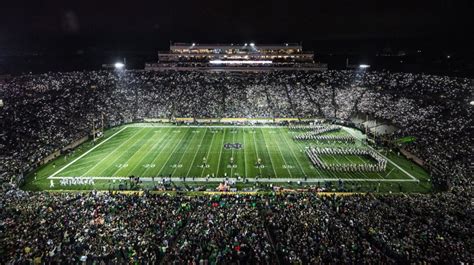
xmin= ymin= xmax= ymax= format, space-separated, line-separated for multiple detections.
xmin=0 ymin=0 xmax=473 ymax=76
xmin=1 ymin=0 xmax=472 ymax=47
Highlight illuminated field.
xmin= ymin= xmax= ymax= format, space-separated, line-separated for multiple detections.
xmin=25 ymin=124 xmax=431 ymax=192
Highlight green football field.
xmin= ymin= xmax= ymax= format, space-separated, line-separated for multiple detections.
xmin=25 ymin=124 xmax=432 ymax=192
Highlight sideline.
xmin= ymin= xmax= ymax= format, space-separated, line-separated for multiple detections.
xmin=48 ymin=126 xmax=129 ymax=179
xmin=342 ymin=127 xmax=419 ymax=181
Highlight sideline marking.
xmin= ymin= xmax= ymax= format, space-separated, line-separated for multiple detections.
xmin=48 ymin=126 xmax=129 ymax=179
xmin=49 ymin=176 xmax=418 ymax=182
xmin=342 ymin=127 xmax=418 ymax=181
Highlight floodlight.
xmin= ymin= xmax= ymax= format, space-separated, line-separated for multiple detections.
xmin=250 ymin=42 xmax=255 ymax=46
xmin=359 ymin=64 xmax=370 ymax=69
xmin=192 ymin=43 xmax=196 ymax=46
xmin=244 ymin=43 xmax=248 ymax=46
xmin=114 ymin=62 xmax=125 ymax=69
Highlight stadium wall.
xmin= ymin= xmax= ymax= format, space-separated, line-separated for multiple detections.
xmin=62 ymin=135 xmax=89 ymax=151
xmin=400 ymin=148 xmax=425 ymax=166
xmin=145 ymin=117 xmax=318 ymax=123
xmin=40 ymin=150 xmax=61 ymax=165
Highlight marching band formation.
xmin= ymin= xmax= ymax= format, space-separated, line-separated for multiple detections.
xmin=306 ymin=147 xmax=388 ymax=172
xmin=288 ymin=124 xmax=323 ymax=131
xmin=292 ymin=125 xmax=342 ymax=141
xmin=295 ymin=134 xmax=355 ymax=143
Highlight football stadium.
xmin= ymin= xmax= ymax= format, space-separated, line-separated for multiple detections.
xmin=1 ymin=1 xmax=472 ymax=264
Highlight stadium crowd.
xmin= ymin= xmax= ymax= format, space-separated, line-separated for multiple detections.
xmin=0 ymin=69 xmax=472 ymax=263
xmin=1 ymin=190 xmax=471 ymax=263
xmin=1 ymin=70 xmax=471 ymax=188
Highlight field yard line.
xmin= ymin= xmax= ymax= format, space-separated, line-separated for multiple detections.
xmin=48 ymin=126 xmax=130 ymax=179
xmin=200 ymin=130 xmax=216 ymax=177
xmin=279 ymin=128 xmax=309 ymax=178
xmin=122 ymin=127 xmax=172 ymax=176
xmin=142 ymin=128 xmax=181 ymax=176
xmin=385 ymin=167 xmax=396 ymax=178
xmin=79 ymin=128 xmax=146 ymax=177
xmin=242 ymin=128 xmax=248 ymax=178
xmin=185 ymin=128 xmax=208 ymax=177
xmin=171 ymin=129 xmax=201 ymax=177
xmin=106 ymin=129 xmax=159 ymax=177
xmin=260 ymin=129 xmax=279 ymax=178
xmin=215 ymin=128 xmax=227 ymax=177
xmin=156 ymin=129 xmax=190 ymax=176
xmin=250 ymin=129 xmax=263 ymax=177
xmin=342 ymin=127 xmax=418 ymax=181
xmin=270 ymin=130 xmax=294 ymax=178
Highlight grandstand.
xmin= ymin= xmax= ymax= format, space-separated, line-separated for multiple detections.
xmin=145 ymin=42 xmax=328 ymax=71
xmin=0 ymin=68 xmax=472 ymax=263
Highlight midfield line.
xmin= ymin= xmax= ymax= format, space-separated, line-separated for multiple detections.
xmin=48 ymin=126 xmax=129 ymax=178
xmin=186 ymin=128 xmax=208 ymax=177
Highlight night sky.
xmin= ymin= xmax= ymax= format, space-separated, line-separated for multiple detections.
xmin=1 ymin=0 xmax=473 ymax=44
xmin=0 ymin=0 xmax=473 ymax=74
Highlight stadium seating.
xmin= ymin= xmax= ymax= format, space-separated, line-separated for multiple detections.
xmin=1 ymin=70 xmax=471 ymax=188
xmin=0 ymin=70 xmax=472 ymax=263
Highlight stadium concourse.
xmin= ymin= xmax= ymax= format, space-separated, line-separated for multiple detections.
xmin=0 ymin=70 xmax=472 ymax=263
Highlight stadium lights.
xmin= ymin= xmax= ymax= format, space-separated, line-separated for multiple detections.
xmin=250 ymin=42 xmax=255 ymax=47
xmin=359 ymin=64 xmax=370 ymax=69
xmin=209 ymin=60 xmax=272 ymax=65
xmin=192 ymin=43 xmax=196 ymax=46
xmin=114 ymin=62 xmax=125 ymax=69
xmin=244 ymin=43 xmax=248 ymax=46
